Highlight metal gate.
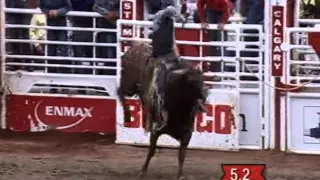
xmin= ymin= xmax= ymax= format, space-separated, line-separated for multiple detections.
xmin=282 ymin=27 xmax=320 ymax=154
xmin=115 ymin=19 xmax=266 ymax=150
xmin=0 ymin=1 xmax=268 ymax=151
xmin=0 ymin=6 xmax=118 ymax=133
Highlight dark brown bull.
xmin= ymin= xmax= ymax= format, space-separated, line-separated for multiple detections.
xmin=117 ymin=6 xmax=207 ymax=180
xmin=118 ymin=46 xmax=206 ymax=180
xmin=140 ymin=61 xmax=206 ymax=180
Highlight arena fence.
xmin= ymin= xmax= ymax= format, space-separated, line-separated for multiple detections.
xmin=1 ymin=7 xmax=267 ymax=151
xmin=115 ymin=19 xmax=266 ymax=151
xmin=281 ymin=27 xmax=320 ymax=154
xmin=1 ymin=3 xmax=320 ymax=154
xmin=1 ymin=7 xmax=118 ymax=133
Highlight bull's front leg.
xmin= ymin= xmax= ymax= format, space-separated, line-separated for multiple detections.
xmin=138 ymin=128 xmax=160 ymax=179
xmin=142 ymin=106 xmax=152 ymax=132
xmin=177 ymin=131 xmax=192 ymax=180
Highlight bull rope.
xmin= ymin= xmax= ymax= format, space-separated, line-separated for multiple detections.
xmin=194 ymin=22 xmax=320 ymax=92
xmin=235 ymin=57 xmax=320 ymax=91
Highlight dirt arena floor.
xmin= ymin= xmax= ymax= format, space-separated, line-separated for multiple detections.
xmin=0 ymin=131 xmax=319 ymax=180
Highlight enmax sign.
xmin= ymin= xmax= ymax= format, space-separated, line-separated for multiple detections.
xmin=6 ymin=95 xmax=116 ymax=133
xmin=33 ymin=101 xmax=93 ymax=130
xmin=45 ymin=106 xmax=93 ymax=117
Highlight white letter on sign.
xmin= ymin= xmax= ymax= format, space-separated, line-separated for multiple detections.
xmin=274 ymin=63 xmax=281 ymax=69
xmin=273 ymin=37 xmax=282 ymax=44
xmin=64 ymin=107 xmax=75 ymax=116
xmin=274 ymin=10 xmax=282 ymax=17
xmin=273 ymin=54 xmax=282 ymax=61
xmin=46 ymin=106 xmax=53 ymax=116
xmin=123 ymin=11 xmax=132 ymax=19
xmin=124 ymin=2 xmax=131 ymax=9
xmin=273 ymin=46 xmax=282 ymax=53
xmin=274 ymin=19 xmax=282 ymax=27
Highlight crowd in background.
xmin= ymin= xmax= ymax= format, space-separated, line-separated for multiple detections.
xmin=5 ymin=0 xmax=119 ymax=75
xmin=3 ymin=0 xmax=319 ymax=75
xmin=299 ymin=0 xmax=320 ymax=22
xmin=294 ymin=0 xmax=320 ymax=76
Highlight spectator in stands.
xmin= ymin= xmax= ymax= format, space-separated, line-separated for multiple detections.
xmin=239 ymin=0 xmax=250 ymax=18
xmin=239 ymin=0 xmax=263 ymax=81
xmin=300 ymin=0 xmax=319 ymax=26
xmin=196 ymin=0 xmax=231 ymax=74
xmin=93 ymin=0 xmax=120 ymax=75
xmin=29 ymin=6 xmax=47 ymax=71
xmin=70 ymin=0 xmax=94 ymax=74
xmin=5 ymin=0 xmax=32 ymax=71
xmin=242 ymin=0 xmax=263 ymax=56
xmin=244 ymin=0 xmax=264 ymax=25
xmin=145 ymin=0 xmax=181 ymax=20
xmin=39 ymin=0 xmax=71 ymax=73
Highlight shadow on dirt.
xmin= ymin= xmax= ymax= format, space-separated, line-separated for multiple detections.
xmin=0 ymin=130 xmax=116 ymax=144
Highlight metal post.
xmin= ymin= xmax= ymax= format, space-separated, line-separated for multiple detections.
xmin=0 ymin=0 xmax=6 ymax=129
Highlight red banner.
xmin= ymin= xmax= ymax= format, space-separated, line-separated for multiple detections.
xmin=6 ymin=95 xmax=116 ymax=133
xmin=271 ymin=6 xmax=284 ymax=76
xmin=221 ymin=164 xmax=266 ymax=180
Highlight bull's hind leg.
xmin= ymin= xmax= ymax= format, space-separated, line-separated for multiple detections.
xmin=177 ymin=131 xmax=192 ymax=180
xmin=117 ymin=88 xmax=131 ymax=123
xmin=138 ymin=131 xmax=160 ymax=179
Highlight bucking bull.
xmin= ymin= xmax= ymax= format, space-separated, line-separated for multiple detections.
xmin=117 ymin=6 xmax=207 ymax=180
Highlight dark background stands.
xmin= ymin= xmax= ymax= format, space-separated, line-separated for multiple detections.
xmin=145 ymin=0 xmax=176 ymax=17
xmin=93 ymin=0 xmax=120 ymax=75
xmin=244 ymin=0 xmax=264 ymax=25
xmin=197 ymin=0 xmax=231 ymax=73
xmin=70 ymin=0 xmax=94 ymax=74
xmin=39 ymin=0 xmax=70 ymax=73
xmin=242 ymin=0 xmax=264 ymax=61
xmin=5 ymin=0 xmax=32 ymax=71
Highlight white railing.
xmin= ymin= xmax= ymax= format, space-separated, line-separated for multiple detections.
xmin=298 ymin=19 xmax=320 ymax=25
xmin=117 ymin=19 xmax=264 ymax=93
xmin=4 ymin=8 xmax=102 ymax=17
xmin=117 ymin=19 xmax=267 ymax=150
xmin=1 ymin=7 xmax=264 ymax=96
xmin=285 ymin=27 xmax=320 ymax=90
xmin=3 ymin=8 xmax=118 ymax=75
xmin=1 ymin=7 xmax=119 ymax=96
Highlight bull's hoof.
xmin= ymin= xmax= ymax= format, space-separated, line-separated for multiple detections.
xmin=137 ymin=172 xmax=146 ymax=179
